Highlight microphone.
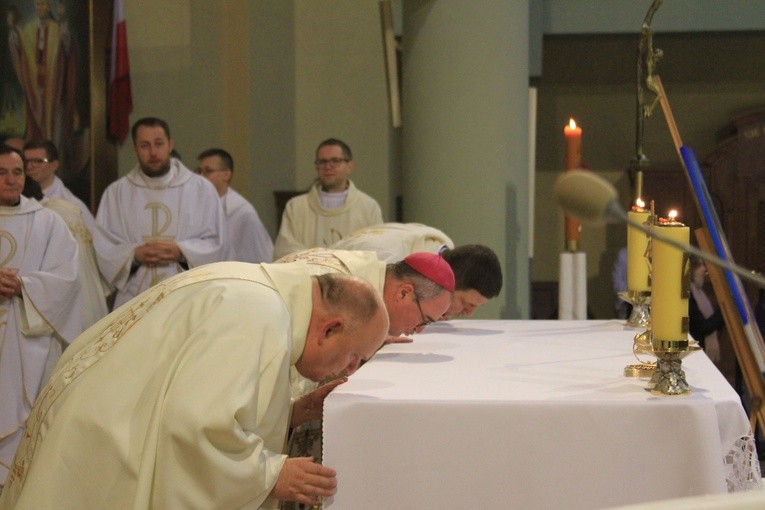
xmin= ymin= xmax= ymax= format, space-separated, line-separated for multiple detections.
xmin=554 ymin=169 xmax=765 ymax=289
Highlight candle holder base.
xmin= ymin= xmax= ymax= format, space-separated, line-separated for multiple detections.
xmin=623 ymin=363 xmax=655 ymax=378
xmin=649 ymin=351 xmax=695 ymax=396
xmin=619 ymin=291 xmax=651 ymax=328
xmin=634 ymin=335 xmax=700 ymax=395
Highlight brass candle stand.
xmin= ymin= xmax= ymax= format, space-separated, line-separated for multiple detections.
xmin=631 ymin=330 xmax=699 ymax=396
xmin=620 ymin=290 xmax=651 ymax=328
xmin=623 ymin=202 xmax=656 ymax=329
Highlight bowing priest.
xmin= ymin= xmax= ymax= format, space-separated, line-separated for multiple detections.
xmin=330 ymin=221 xmax=455 ymax=261
xmin=0 ymin=145 xmax=83 ymax=488
xmin=0 ymin=263 xmax=389 ymax=509
xmin=330 ymin=222 xmax=503 ymax=318
xmin=93 ymin=117 xmax=227 ymax=308
xmin=277 ymin=249 xmax=455 ymax=339
xmin=276 ymin=249 xmax=454 ymax=500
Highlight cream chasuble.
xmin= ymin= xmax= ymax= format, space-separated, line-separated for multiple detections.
xmin=273 ymin=181 xmax=383 ymax=259
xmin=1 ymin=262 xmax=313 ymax=510
xmin=330 ymin=222 xmax=454 ymax=262
xmin=44 ymin=198 xmax=110 ymax=329
xmin=93 ymin=159 xmax=226 ymax=308
xmin=42 ymin=176 xmax=96 ymax=233
xmin=0 ymin=197 xmax=82 ymax=484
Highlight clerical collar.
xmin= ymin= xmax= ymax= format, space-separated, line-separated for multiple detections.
xmin=136 ymin=159 xmax=179 ymax=189
xmin=318 ymin=187 xmax=348 ymax=209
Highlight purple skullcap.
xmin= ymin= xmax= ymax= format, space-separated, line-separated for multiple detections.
xmin=402 ymin=252 xmax=455 ymax=292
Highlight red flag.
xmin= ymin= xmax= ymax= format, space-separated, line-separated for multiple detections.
xmin=108 ymin=0 xmax=133 ymax=144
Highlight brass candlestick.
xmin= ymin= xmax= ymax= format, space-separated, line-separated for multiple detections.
xmin=624 ymin=201 xmax=656 ymax=329
xmin=620 ymin=290 xmax=651 ymax=328
xmin=633 ymin=330 xmax=699 ymax=395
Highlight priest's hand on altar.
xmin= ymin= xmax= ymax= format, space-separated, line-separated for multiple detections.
xmin=291 ymin=377 xmax=347 ymax=428
xmin=134 ymin=241 xmax=183 ymax=266
xmin=0 ymin=267 xmax=21 ymax=298
xmin=385 ymin=334 xmax=414 ymax=344
xmin=271 ymin=457 xmax=338 ymax=506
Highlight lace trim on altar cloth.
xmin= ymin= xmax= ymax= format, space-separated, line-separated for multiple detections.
xmin=724 ymin=433 xmax=762 ymax=491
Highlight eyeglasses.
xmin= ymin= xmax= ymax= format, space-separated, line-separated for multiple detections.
xmin=314 ymin=157 xmax=349 ymax=167
xmin=413 ymin=295 xmax=435 ymax=328
xmin=26 ymin=158 xmax=50 ymax=165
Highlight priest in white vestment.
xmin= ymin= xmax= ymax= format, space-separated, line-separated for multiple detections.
xmin=277 ymin=249 xmax=454 ymax=338
xmin=197 ymin=148 xmax=274 ymax=262
xmin=279 ymin=249 xmax=454 ymax=405
xmin=0 ymin=146 xmax=82 ymax=486
xmin=273 ymin=139 xmax=383 ymax=258
xmin=330 ymin=222 xmax=504 ymax=318
xmin=330 ymin=222 xmax=454 ymax=262
xmin=93 ymin=118 xmax=226 ymax=308
xmin=0 ymin=262 xmax=388 ymax=509
xmin=21 ymin=176 xmax=111 ymax=329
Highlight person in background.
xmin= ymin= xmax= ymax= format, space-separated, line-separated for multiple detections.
xmin=23 ymin=139 xmax=95 ymax=232
xmin=197 ymin=148 xmax=273 ymax=262
xmin=93 ymin=117 xmax=226 ymax=309
xmin=22 ymin=177 xmax=110 ymax=328
xmin=689 ymin=256 xmax=723 ymax=364
xmin=274 ymin=138 xmax=383 ymax=258
xmin=0 ymin=144 xmax=82 ymax=488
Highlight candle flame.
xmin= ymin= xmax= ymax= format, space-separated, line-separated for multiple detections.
xmin=635 ymin=198 xmax=645 ymax=208
xmin=568 ymin=118 xmax=577 ymax=130
xmin=668 ymin=209 xmax=678 ymax=220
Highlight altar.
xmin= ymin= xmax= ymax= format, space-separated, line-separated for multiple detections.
xmin=322 ymin=320 xmax=761 ymax=509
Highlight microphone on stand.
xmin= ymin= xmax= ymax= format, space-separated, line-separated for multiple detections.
xmin=553 ymin=169 xmax=765 ymax=289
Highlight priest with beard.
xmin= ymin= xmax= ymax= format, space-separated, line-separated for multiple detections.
xmin=93 ymin=117 xmax=227 ymax=308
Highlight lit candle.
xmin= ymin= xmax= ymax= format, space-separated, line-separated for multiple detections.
xmin=564 ymin=118 xmax=582 ymax=170
xmin=627 ymin=199 xmax=650 ymax=292
xmin=563 ymin=119 xmax=582 ymax=251
xmin=651 ymin=210 xmax=690 ymax=347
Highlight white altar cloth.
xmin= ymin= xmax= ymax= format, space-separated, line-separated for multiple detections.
xmin=323 ymin=320 xmax=760 ymax=510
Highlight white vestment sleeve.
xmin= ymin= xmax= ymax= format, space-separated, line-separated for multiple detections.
xmin=93 ymin=184 xmax=139 ymax=289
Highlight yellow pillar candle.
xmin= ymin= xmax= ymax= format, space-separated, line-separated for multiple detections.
xmin=627 ymin=203 xmax=651 ymax=292
xmin=651 ymin=214 xmax=690 ymax=348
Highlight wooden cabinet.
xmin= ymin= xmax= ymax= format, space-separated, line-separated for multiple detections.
xmin=703 ymin=108 xmax=765 ymax=305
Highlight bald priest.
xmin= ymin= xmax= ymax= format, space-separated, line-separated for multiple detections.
xmin=0 ymin=262 xmax=389 ymax=510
